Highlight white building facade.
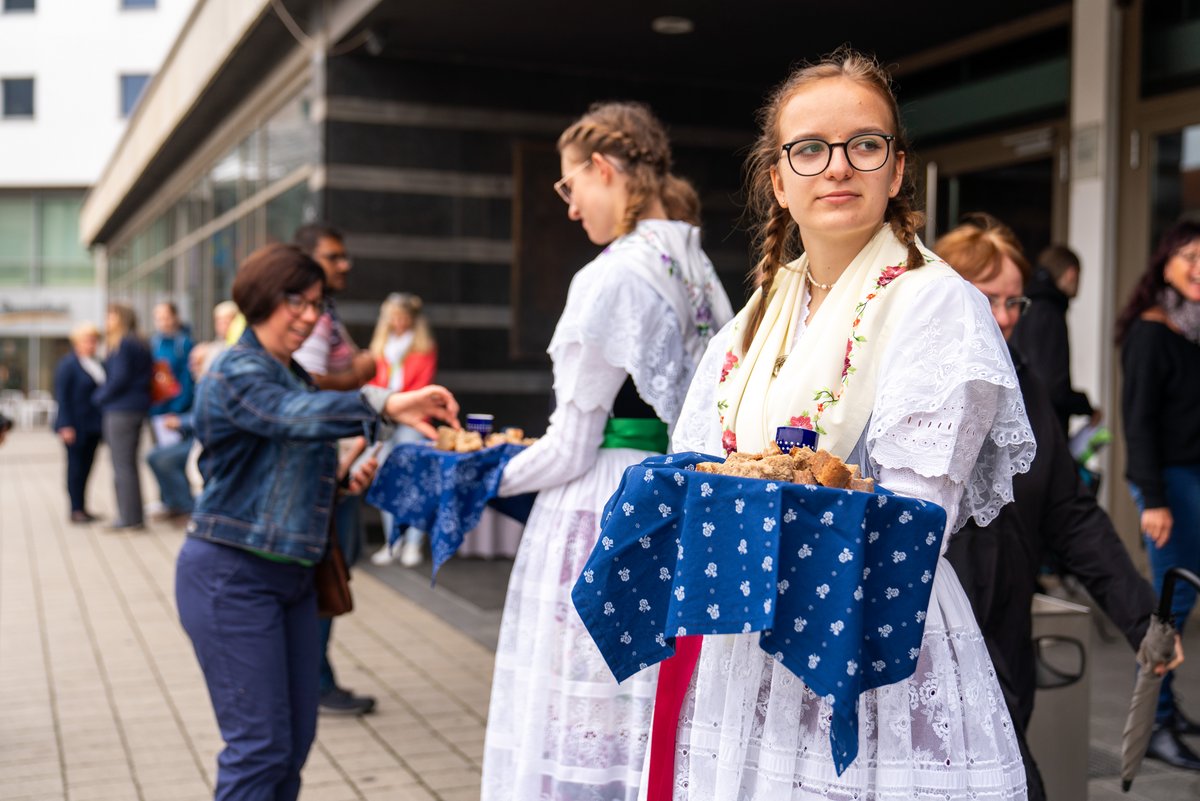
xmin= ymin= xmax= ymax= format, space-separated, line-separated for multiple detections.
xmin=0 ymin=0 xmax=191 ymax=396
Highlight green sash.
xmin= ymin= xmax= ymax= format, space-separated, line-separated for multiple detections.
xmin=601 ymin=417 xmax=669 ymax=454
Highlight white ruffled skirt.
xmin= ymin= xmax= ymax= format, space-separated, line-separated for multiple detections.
xmin=483 ymin=447 xmax=660 ymax=801
xmin=665 ymin=559 xmax=1027 ymax=801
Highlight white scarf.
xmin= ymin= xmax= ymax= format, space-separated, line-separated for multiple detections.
xmin=715 ymin=226 xmax=954 ymax=459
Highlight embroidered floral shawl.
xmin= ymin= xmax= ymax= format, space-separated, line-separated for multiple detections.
xmin=715 ymin=225 xmax=955 ymax=459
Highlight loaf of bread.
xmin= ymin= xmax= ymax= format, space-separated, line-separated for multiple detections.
xmin=696 ymin=445 xmax=876 ymax=493
xmin=435 ymin=425 xmax=538 ymax=453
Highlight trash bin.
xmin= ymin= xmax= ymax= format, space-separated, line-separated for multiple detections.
xmin=1027 ymin=593 xmax=1091 ymax=801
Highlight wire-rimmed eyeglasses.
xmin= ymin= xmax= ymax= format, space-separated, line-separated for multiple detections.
xmin=780 ymin=133 xmax=896 ymax=177
xmin=986 ymin=294 xmax=1032 ymax=315
xmin=554 ymin=159 xmax=592 ymax=204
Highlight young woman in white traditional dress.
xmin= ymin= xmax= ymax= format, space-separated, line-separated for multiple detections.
xmin=663 ymin=49 xmax=1036 ymax=800
xmin=481 ymin=102 xmax=734 ymax=801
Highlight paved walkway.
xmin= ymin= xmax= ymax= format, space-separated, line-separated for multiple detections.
xmin=3 ymin=429 xmax=1200 ymax=800
xmin=0 ymin=431 xmax=489 ymax=801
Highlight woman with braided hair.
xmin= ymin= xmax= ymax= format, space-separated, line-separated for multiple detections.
xmin=481 ymin=102 xmax=733 ymax=800
xmin=664 ymin=49 xmax=1034 ymax=799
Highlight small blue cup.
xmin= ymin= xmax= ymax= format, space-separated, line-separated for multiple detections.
xmin=466 ymin=414 xmax=494 ymax=436
xmin=775 ymin=425 xmax=818 ymax=452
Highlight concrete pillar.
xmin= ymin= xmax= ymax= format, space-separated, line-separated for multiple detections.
xmin=1065 ymin=0 xmax=1122 ymax=500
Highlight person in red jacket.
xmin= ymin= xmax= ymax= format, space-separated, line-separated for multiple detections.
xmin=367 ymin=292 xmax=437 ymax=566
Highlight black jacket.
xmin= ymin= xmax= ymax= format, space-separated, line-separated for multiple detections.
xmin=1120 ymin=318 xmax=1200 ymax=508
xmin=1010 ymin=269 xmax=1093 ymax=435
xmin=53 ymin=353 xmax=103 ymax=436
xmin=946 ymin=347 xmax=1155 ymax=730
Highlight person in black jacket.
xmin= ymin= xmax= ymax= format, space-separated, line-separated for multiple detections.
xmin=53 ymin=322 xmax=106 ymax=523
xmin=1115 ymin=219 xmax=1200 ymax=768
xmin=92 ymin=303 xmax=153 ymax=531
xmin=1010 ymin=244 xmax=1099 ymax=436
xmin=935 ymin=215 xmax=1185 ymax=795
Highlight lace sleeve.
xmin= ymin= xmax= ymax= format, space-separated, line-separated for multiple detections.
xmin=497 ymin=343 xmax=627 ymax=497
xmin=670 ymin=322 xmax=733 ymax=454
xmin=867 ymin=276 xmax=1035 ymax=530
xmin=550 ymin=259 xmax=695 ymax=426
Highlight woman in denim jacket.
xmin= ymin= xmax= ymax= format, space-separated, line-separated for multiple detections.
xmin=176 ymin=244 xmax=458 ymax=801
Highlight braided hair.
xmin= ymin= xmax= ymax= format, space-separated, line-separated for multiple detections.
xmin=741 ymin=47 xmax=925 ymax=352
xmin=557 ymin=102 xmax=700 ymax=238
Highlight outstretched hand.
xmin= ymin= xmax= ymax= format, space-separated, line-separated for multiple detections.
xmin=1154 ymin=633 xmax=1185 ymax=677
xmin=384 ymin=385 xmax=460 ymax=439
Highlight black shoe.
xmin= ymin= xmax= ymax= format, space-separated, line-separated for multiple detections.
xmin=1146 ymin=725 xmax=1200 ymax=771
xmin=70 ymin=511 xmax=98 ymax=524
xmin=318 ymin=687 xmax=376 ymax=716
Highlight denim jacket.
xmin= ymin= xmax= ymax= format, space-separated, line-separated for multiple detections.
xmin=187 ymin=328 xmax=389 ymax=561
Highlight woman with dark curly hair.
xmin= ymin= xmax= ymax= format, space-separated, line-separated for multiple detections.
xmin=1116 ymin=219 xmax=1200 ymax=769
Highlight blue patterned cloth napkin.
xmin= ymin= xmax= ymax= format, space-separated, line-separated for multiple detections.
xmin=570 ymin=452 xmax=946 ymax=775
xmin=366 ymin=443 xmax=534 ymax=578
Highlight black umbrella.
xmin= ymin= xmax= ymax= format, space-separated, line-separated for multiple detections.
xmin=1121 ymin=566 xmax=1200 ymax=792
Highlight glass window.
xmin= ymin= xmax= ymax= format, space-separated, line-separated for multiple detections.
xmin=265 ymin=90 xmax=318 ymax=181
xmin=2 ymin=78 xmax=34 ymax=118
xmin=119 ymin=73 xmax=150 ymax=118
xmin=265 ymin=181 xmax=314 ymax=245
xmin=39 ymin=195 xmax=92 ymax=285
xmin=1142 ymin=2 xmax=1200 ymax=97
xmin=3 ymin=0 xmax=36 ymax=12
xmin=0 ymin=196 xmax=34 ymax=285
xmin=210 ymin=225 xmax=238 ymax=302
xmin=1149 ymin=123 xmax=1200 ymax=247
xmin=211 ymin=147 xmax=241 ymax=217
xmin=0 ymin=338 xmax=29 ymax=392
xmin=36 ymin=337 xmax=70 ymax=396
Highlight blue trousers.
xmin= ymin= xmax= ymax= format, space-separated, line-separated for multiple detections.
xmin=148 ymin=436 xmax=196 ymax=514
xmin=1131 ymin=463 xmax=1200 ymax=724
xmin=318 ymin=494 xmax=362 ymax=694
xmin=176 ymin=538 xmax=319 ymax=801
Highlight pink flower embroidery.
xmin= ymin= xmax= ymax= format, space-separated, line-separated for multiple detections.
xmin=722 ymin=429 xmax=737 ymax=455
xmin=842 ymin=338 xmax=854 ymax=377
xmin=789 ymin=415 xmax=813 ymax=429
xmin=877 ymin=264 xmax=906 ymax=288
xmin=719 ymin=351 xmax=739 ymax=384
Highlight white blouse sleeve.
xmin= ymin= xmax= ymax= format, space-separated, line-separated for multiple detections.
xmin=497 ymin=342 xmax=628 ymax=497
xmin=867 ymin=275 xmax=1035 ymax=531
xmin=670 ymin=321 xmax=733 ymax=455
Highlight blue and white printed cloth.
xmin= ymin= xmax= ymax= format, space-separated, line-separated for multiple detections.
xmin=570 ymin=452 xmax=946 ymax=775
xmin=366 ymin=443 xmax=534 ymax=578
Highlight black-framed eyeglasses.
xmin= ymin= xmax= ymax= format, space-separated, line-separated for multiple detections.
xmin=284 ymin=293 xmax=328 ymax=316
xmin=780 ymin=133 xmax=896 ymax=177
xmin=986 ymin=295 xmax=1032 ymax=315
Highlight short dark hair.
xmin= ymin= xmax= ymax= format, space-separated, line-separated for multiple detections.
xmin=293 ymin=222 xmax=344 ymax=257
xmin=233 ymin=244 xmax=326 ymax=325
xmin=1037 ymin=244 xmax=1081 ymax=281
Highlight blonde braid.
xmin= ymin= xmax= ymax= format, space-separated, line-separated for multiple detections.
xmin=742 ymin=205 xmax=795 ymax=352
xmin=558 ymin=102 xmax=697 ymax=238
xmin=885 ymin=173 xmax=926 ymax=270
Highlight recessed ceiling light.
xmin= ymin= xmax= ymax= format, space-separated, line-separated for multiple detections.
xmin=651 ymin=16 xmax=694 ymax=35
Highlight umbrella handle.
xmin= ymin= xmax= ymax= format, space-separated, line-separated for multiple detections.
xmin=1157 ymin=567 xmax=1200 ymax=622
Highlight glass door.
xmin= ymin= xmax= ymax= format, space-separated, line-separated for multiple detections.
xmin=917 ymin=122 xmax=1069 ymax=256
